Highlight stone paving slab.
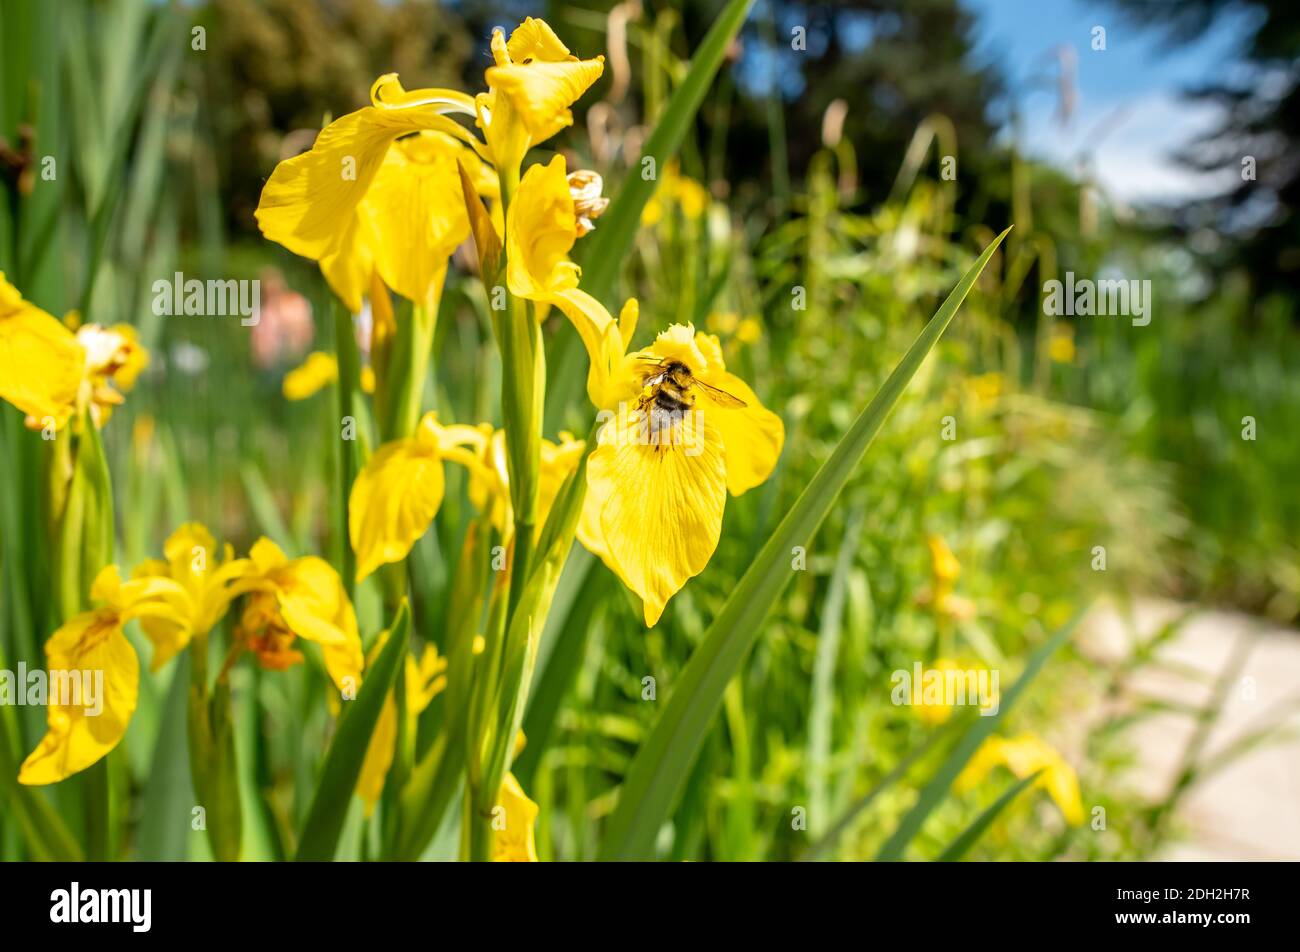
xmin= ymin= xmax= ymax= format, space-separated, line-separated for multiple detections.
xmin=1081 ymin=599 xmax=1300 ymax=861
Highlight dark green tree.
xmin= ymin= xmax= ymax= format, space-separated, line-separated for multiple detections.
xmin=1103 ymin=0 xmax=1300 ymax=301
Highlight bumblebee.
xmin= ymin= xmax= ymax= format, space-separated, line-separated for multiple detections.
xmin=637 ymin=358 xmax=746 ymax=446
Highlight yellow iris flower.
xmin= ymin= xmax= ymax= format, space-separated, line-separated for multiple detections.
xmin=233 ymin=538 xmax=363 ymax=692
xmin=348 ymin=412 xmax=491 ymax=582
xmin=579 ymin=324 xmax=784 ymax=626
xmin=0 ymin=273 xmax=147 ymax=430
xmin=477 ymin=18 xmax=605 ymax=173
xmin=506 ymin=156 xmax=783 ymax=625
xmin=492 ymin=772 xmax=539 ymax=862
xmin=18 ymin=566 xmax=190 ymax=785
xmin=356 ymin=639 xmax=448 ymax=814
xmin=255 ymin=77 xmax=491 ymax=313
xmin=957 ymin=733 xmax=1085 ymax=826
xmin=17 ymin=522 xmax=365 ymax=785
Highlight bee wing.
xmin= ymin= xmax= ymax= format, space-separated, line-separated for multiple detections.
xmin=694 ymin=378 xmax=748 ymax=409
xmin=636 ymin=356 xmax=667 ymax=385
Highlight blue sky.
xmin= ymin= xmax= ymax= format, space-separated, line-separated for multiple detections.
xmin=965 ymin=0 xmax=1259 ymax=202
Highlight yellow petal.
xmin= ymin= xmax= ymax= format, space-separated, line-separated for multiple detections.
xmin=492 ymin=772 xmax=539 ymax=862
xmin=0 ymin=273 xmax=84 ymax=425
xmin=318 ymin=214 xmax=379 ymax=314
xmin=362 ymin=132 xmax=467 ymax=308
xmin=486 ymin=59 xmax=604 ymax=144
xmin=504 ymin=17 xmax=573 ymax=62
xmin=486 ymin=18 xmax=602 ymax=145
xmin=647 ymin=329 xmax=782 ymax=496
xmin=506 ymin=155 xmax=579 ymax=298
xmin=407 ymin=644 xmax=449 ymax=713
xmin=698 ymin=368 xmax=784 ymax=496
xmin=584 ymin=409 xmax=726 ymax=626
xmin=18 ymin=611 xmax=139 ymax=785
xmin=554 ymin=289 xmax=623 ymax=408
xmin=467 ymin=428 xmax=512 ymax=535
xmin=275 ymin=556 xmax=354 ymax=649
xmin=538 ymin=432 xmax=586 ymax=526
xmin=356 ymin=693 xmax=398 ymax=815
xmin=349 ymin=429 xmax=446 ymax=581
xmin=998 ymin=735 xmax=1085 ymax=826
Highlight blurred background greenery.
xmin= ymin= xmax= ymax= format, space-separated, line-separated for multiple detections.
xmin=1 ymin=0 xmax=1296 ymax=861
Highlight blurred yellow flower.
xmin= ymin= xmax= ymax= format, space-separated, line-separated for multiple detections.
xmin=131 ymin=523 xmax=254 ymax=672
xmin=708 ymin=312 xmax=740 ymax=335
xmin=233 ymin=538 xmax=363 ymax=692
xmin=356 ymin=639 xmax=449 ymax=813
xmin=922 ymin=534 xmax=976 ymax=621
xmin=641 ymin=163 xmax=710 ymax=226
xmin=282 ymin=352 xmax=376 ymax=399
xmin=477 ymin=18 xmax=604 ymax=173
xmin=957 ymin=733 xmax=1085 ymax=825
xmin=911 ymin=658 xmax=999 ymax=726
xmin=1 ymin=274 xmax=148 ymax=431
xmin=75 ymin=324 xmax=148 ymax=428
xmin=467 ymin=427 xmax=586 ymax=539
xmin=18 ymin=566 xmax=190 ymax=785
xmin=282 ymin=351 xmax=337 ymax=400
xmin=349 ymin=412 xmax=490 ymax=581
xmin=0 ymin=272 xmax=84 ymax=426
xmin=1049 ymin=326 xmax=1076 ymax=364
xmin=492 ymin=772 xmax=539 ymax=861
xmin=736 ymin=317 xmax=763 ymax=345
xmin=965 ymin=371 xmax=1004 ymax=408
xmin=579 ymin=324 xmax=784 ymax=626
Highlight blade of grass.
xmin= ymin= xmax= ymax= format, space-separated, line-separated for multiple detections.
xmin=936 ymin=769 xmax=1043 ymax=862
xmin=598 ymin=228 xmax=1011 ymax=860
xmin=0 ymin=684 xmax=83 ymax=861
xmin=135 ymin=656 xmax=194 ymax=860
xmin=807 ymin=504 xmax=864 ymax=835
xmin=295 ymin=602 xmax=410 ymax=861
xmin=875 ymin=607 xmax=1082 ymax=861
xmin=514 ymin=550 xmax=603 ymax=789
xmin=801 ymin=714 xmax=967 ymax=861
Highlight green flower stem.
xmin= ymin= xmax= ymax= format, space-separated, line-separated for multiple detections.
xmin=380 ymin=300 xmax=438 ymax=443
xmin=494 ymin=164 xmax=542 ymax=613
xmin=333 ymin=299 xmax=360 ymax=598
xmin=464 ymin=789 xmax=495 ymax=862
xmin=459 ymin=162 xmax=545 ymax=860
